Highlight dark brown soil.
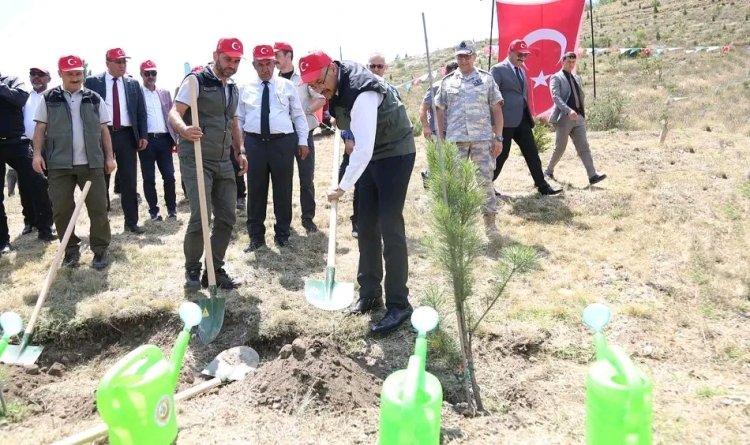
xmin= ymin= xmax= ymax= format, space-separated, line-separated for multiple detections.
xmin=228 ymin=337 xmax=382 ymax=414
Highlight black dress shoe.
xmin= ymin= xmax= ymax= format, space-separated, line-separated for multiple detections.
xmin=302 ymin=219 xmax=318 ymax=234
xmin=244 ymin=240 xmax=266 ymax=252
xmin=21 ymin=224 xmax=34 ymax=235
xmin=38 ymin=229 xmax=57 ymax=242
xmin=125 ymin=224 xmax=145 ymax=234
xmin=92 ymin=252 xmax=108 ymax=271
xmin=0 ymin=243 xmax=10 ymax=255
xmin=274 ymin=237 xmax=289 ymax=248
xmin=346 ymin=296 xmax=384 ymax=315
xmin=538 ymin=185 xmax=563 ymax=195
xmin=589 ymin=173 xmax=607 ymax=185
xmin=371 ymin=305 xmax=414 ymax=335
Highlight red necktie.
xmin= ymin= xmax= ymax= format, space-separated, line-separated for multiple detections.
xmin=112 ymin=77 xmax=121 ymax=130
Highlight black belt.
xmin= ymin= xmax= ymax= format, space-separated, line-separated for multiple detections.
xmin=244 ymin=132 xmax=293 ymax=142
xmin=147 ymin=132 xmax=169 ymax=138
xmin=108 ymin=126 xmax=132 ymax=133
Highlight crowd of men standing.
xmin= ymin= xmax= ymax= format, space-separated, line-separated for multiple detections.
xmin=0 ymin=36 xmax=604 ymax=335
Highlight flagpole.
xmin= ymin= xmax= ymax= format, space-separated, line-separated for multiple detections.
xmin=589 ymin=0 xmax=597 ymax=98
xmin=339 ymin=46 xmax=343 ymax=60
xmin=421 ymin=12 xmax=447 ymax=204
xmin=488 ymin=0 xmax=495 ymax=69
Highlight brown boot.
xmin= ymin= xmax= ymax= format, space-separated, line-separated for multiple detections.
xmin=483 ymin=214 xmax=500 ymax=241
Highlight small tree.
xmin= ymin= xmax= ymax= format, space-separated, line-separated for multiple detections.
xmin=424 ymin=140 xmax=538 ymax=413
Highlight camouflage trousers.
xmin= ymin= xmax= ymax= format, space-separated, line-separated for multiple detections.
xmin=456 ymin=141 xmax=497 ymax=215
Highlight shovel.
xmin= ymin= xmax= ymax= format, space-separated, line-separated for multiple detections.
xmin=304 ymin=129 xmax=354 ymax=310
xmin=53 ymin=344 xmax=259 ymax=445
xmin=186 ymin=75 xmax=225 ymax=345
xmin=1 ymin=181 xmax=92 ymax=365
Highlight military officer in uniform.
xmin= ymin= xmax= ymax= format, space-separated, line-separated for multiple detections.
xmin=435 ymin=40 xmax=505 ymax=239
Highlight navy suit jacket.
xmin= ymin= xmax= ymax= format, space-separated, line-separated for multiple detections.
xmin=490 ymin=58 xmax=534 ymax=129
xmin=85 ymin=73 xmax=147 ymax=142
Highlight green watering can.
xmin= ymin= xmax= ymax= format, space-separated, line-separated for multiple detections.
xmin=379 ymin=306 xmax=443 ymax=445
xmin=0 ymin=312 xmax=24 ymax=359
xmin=96 ymin=302 xmax=202 ymax=445
xmin=584 ymin=303 xmax=653 ymax=445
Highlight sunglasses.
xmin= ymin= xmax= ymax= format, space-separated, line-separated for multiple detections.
xmin=142 ymin=71 xmax=157 ymax=77
xmin=30 ymin=71 xmax=48 ymax=77
xmin=369 ymin=64 xmax=384 ymax=69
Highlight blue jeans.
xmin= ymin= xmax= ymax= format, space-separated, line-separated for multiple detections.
xmin=356 ymin=152 xmax=415 ymax=310
xmin=138 ymin=133 xmax=176 ymax=216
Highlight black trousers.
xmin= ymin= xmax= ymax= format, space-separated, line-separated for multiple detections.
xmin=357 ymin=152 xmax=415 ymax=310
xmin=0 ymin=140 xmax=53 ymax=243
xmin=338 ymin=153 xmax=359 ymax=225
xmin=106 ymin=129 xmax=140 ymax=226
xmin=138 ymin=133 xmax=176 ymax=216
xmin=245 ymin=133 xmax=296 ymax=242
xmin=493 ymin=116 xmax=547 ymax=188
xmin=296 ymin=129 xmax=316 ymax=222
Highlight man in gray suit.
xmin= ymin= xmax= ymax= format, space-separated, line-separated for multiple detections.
xmin=545 ymin=52 xmax=606 ymax=185
xmin=491 ymin=40 xmax=560 ymax=195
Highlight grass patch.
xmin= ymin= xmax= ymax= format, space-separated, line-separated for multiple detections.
xmin=739 ymin=182 xmax=750 ymax=199
xmin=622 ymin=303 xmax=655 ymax=319
xmin=723 ymin=202 xmax=741 ymax=221
xmin=550 ymin=344 xmax=591 ymax=364
xmin=0 ymin=401 xmax=27 ymax=425
xmin=695 ymin=386 xmax=727 ymax=398
xmin=507 ymin=305 xmax=575 ymax=325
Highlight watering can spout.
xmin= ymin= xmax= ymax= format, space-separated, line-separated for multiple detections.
xmin=169 ymin=302 xmax=202 ymax=389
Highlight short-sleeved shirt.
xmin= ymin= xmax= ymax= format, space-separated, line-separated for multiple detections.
xmin=435 ymin=69 xmax=503 ymax=142
xmin=35 ymin=88 xmax=110 ymax=165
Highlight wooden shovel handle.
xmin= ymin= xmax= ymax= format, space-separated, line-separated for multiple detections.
xmin=327 ymin=130 xmax=341 ymax=268
xmin=53 ymin=377 xmax=222 ymax=445
xmin=187 ymin=75 xmax=216 ymax=288
xmin=25 ymin=181 xmax=92 ymax=335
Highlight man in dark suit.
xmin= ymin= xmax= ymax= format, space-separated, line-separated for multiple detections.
xmin=85 ymin=47 xmax=148 ymax=233
xmin=491 ymin=40 xmax=561 ymax=195
xmin=138 ymin=59 xmax=178 ymax=221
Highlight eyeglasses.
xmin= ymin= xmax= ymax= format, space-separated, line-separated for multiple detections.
xmin=309 ymin=65 xmax=330 ymax=90
xmin=30 ymin=71 xmax=48 ymax=77
xmin=107 ymin=59 xmax=127 ymax=64
xmin=516 ymin=53 xmax=529 ymax=58
xmin=368 ymin=64 xmax=384 ymax=70
xmin=143 ymin=71 xmax=157 ymax=77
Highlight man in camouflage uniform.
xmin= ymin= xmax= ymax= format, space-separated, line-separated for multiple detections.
xmin=435 ymin=40 xmax=505 ymax=238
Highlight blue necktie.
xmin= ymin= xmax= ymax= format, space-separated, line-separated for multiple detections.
xmin=514 ymin=67 xmax=524 ymax=91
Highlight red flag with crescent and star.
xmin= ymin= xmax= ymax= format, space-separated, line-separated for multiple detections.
xmin=496 ymin=0 xmax=585 ymax=117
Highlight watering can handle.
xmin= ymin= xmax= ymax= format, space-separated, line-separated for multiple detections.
xmin=605 ymin=344 xmax=645 ymax=432
xmin=98 ymin=345 xmax=164 ymax=389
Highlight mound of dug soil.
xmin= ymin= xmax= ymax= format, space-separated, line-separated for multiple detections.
xmin=236 ymin=337 xmax=382 ymax=414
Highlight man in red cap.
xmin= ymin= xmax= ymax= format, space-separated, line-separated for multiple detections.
xmin=274 ymin=41 xmax=326 ymax=234
xmin=138 ymin=59 xmax=178 ymax=222
xmin=31 ymin=55 xmax=115 ymax=270
xmin=490 ymin=39 xmax=561 ymax=195
xmin=168 ymin=37 xmax=247 ymax=290
xmin=85 ymin=47 xmax=150 ymax=233
xmin=237 ymin=44 xmax=308 ymax=252
xmin=298 ymin=50 xmax=416 ymax=335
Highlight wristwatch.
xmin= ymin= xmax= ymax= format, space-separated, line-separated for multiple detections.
xmin=494 ymin=135 xmax=504 ymax=142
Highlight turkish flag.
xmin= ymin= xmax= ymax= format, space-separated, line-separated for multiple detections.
xmin=496 ymin=0 xmax=586 ymax=117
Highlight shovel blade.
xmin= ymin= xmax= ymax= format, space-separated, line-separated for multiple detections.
xmin=197 ymin=292 xmax=225 ymax=345
xmin=304 ymin=278 xmax=354 ymax=311
xmin=0 ymin=344 xmax=43 ymax=365
xmin=201 ymin=345 xmax=260 ymax=382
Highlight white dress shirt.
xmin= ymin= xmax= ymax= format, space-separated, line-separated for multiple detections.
xmin=24 ymin=90 xmax=44 ymax=139
xmin=105 ymin=72 xmax=132 ymax=127
xmin=338 ymin=90 xmax=383 ymax=192
xmin=287 ymin=69 xmax=325 ymax=131
xmin=236 ymin=77 xmax=308 ymax=146
xmin=142 ymin=87 xmax=167 ymax=133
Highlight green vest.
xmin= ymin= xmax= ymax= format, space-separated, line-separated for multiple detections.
xmin=177 ymin=68 xmax=238 ymax=162
xmin=43 ymin=87 xmax=104 ymax=170
xmin=330 ymin=61 xmax=415 ymax=161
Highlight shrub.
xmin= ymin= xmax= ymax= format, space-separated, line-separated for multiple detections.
xmin=533 ymin=119 xmax=553 ymax=153
xmin=587 ymin=91 xmax=627 ymax=130
xmin=410 ymin=113 xmax=423 ymax=137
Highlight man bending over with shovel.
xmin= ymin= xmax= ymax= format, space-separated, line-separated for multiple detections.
xmin=168 ymin=38 xmax=248 ymax=290
xmin=298 ymin=51 xmax=416 ymax=335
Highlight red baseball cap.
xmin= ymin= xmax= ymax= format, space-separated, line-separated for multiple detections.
xmin=106 ymin=48 xmax=130 ymax=60
xmin=58 ymin=55 xmax=85 ymax=72
xmin=191 ymin=65 xmax=204 ymax=73
xmin=508 ymin=39 xmax=531 ymax=55
xmin=140 ymin=60 xmax=157 ymax=71
xmin=298 ymin=51 xmax=333 ymax=84
xmin=253 ymin=44 xmax=275 ymax=60
xmin=216 ymin=38 xmax=244 ymax=57
xmin=273 ymin=42 xmax=293 ymax=52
